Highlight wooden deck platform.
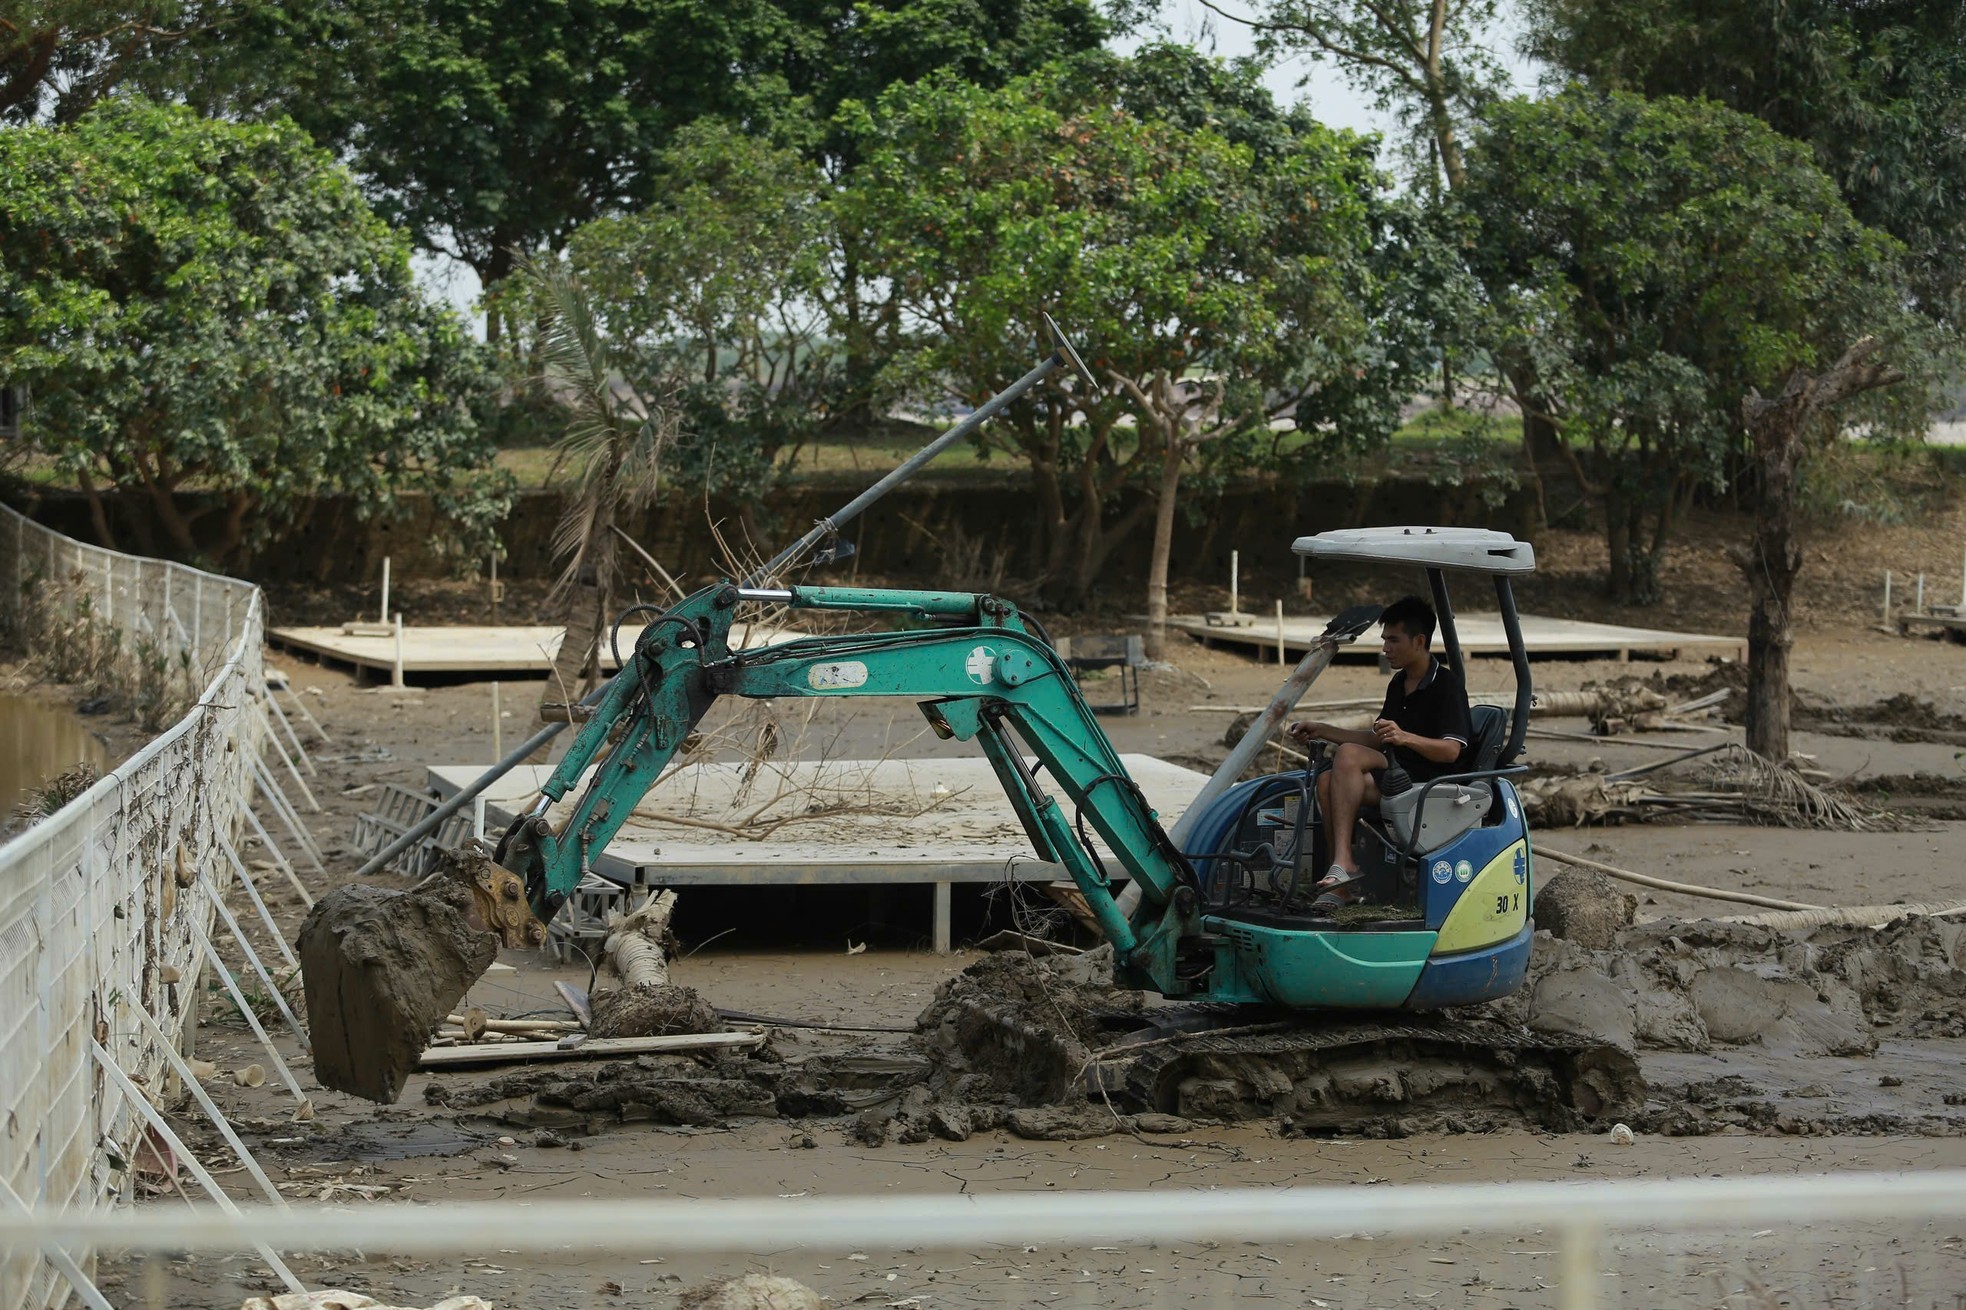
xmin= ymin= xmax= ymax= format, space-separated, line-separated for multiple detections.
xmin=1168 ymin=610 xmax=1745 ymax=663
xmin=426 ymin=754 xmax=1208 ymax=951
xmin=1899 ymin=610 xmax=1966 ymax=640
xmin=269 ymin=620 xmax=806 ymax=681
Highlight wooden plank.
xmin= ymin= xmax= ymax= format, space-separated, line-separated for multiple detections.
xmin=418 ymin=1030 xmax=764 ymax=1069
xmin=268 ymin=621 xmax=807 ymax=678
xmin=1161 ymin=611 xmax=1746 ymax=662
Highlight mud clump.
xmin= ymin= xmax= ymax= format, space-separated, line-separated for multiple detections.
xmin=1491 ymin=914 xmax=1966 ymax=1136
xmin=588 ymin=983 xmax=719 ymax=1038
xmin=914 ymin=944 xmax=1142 ymax=1104
xmin=1799 ymin=693 xmax=1966 ymax=743
xmin=1657 ymin=660 xmax=1749 ymax=722
xmin=1534 ymin=867 xmax=1636 ymax=948
xmin=423 ymin=914 xmax=1966 ymax=1144
xmin=676 ymin=1275 xmax=822 ymax=1310
xmin=300 ymin=869 xmax=499 ymax=1105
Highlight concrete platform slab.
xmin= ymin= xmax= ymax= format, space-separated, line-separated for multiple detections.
xmin=269 ymin=620 xmax=805 ymax=681
xmin=1170 ymin=610 xmax=1745 ymax=663
xmin=427 ymin=754 xmax=1208 ymax=951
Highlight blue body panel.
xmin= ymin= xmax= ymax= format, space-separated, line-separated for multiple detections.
xmin=1406 ymin=922 xmax=1534 ymax=1008
xmin=1183 ymin=772 xmax=1535 ymax=1011
xmin=1416 ymin=780 xmax=1529 ymax=930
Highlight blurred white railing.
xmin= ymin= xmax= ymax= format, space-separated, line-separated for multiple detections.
xmin=1 ymin=1172 xmax=1962 ymax=1309
xmin=0 ymin=501 xmax=265 ymax=1310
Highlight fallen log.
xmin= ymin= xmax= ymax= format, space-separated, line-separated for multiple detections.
xmin=1720 ymin=901 xmax=1966 ymax=930
xmin=1535 ymin=845 xmax=1824 ymax=912
xmin=606 ymin=889 xmax=678 ymax=989
xmin=587 ymin=889 xmax=721 ymax=1038
xmin=442 ymin=1013 xmax=582 ymax=1035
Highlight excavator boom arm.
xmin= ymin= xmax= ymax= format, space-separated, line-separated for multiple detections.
xmin=499 ymin=585 xmax=1205 ymax=995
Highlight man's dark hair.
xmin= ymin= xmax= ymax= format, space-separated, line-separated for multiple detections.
xmin=1380 ymin=595 xmax=1436 ymax=646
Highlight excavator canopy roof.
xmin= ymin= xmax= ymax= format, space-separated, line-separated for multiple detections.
xmin=1292 ymin=526 xmax=1535 ymax=575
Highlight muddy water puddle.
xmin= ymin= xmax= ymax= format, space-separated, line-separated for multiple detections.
xmin=0 ymin=692 xmax=107 ymax=825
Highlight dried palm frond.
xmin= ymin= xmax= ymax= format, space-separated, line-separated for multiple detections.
xmin=1698 ymin=744 xmax=1905 ymax=832
xmin=1521 ymin=745 xmax=1908 ymax=833
xmin=521 ymin=252 xmax=677 ymax=604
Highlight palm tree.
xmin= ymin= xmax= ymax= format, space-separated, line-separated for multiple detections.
xmin=520 ymin=254 xmax=674 ymax=723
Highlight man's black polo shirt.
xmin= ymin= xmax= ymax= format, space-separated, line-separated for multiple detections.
xmin=1378 ymin=657 xmax=1474 ymax=782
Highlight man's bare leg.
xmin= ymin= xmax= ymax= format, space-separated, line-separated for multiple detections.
xmin=1325 ymin=742 xmax=1386 ymax=873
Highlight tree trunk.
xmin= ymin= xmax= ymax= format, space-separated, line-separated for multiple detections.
xmin=1144 ymin=444 xmax=1185 ymax=660
xmin=1603 ymin=483 xmax=1632 ymax=602
xmin=146 ymin=482 xmax=201 ymax=558
xmin=541 ymin=579 xmax=605 ymax=723
xmin=75 ymin=470 xmax=118 ymax=552
xmin=478 ymin=245 xmax=516 ymax=344
xmin=1736 ymin=338 xmax=1904 ymax=759
xmin=1737 ymin=420 xmax=1804 ymax=760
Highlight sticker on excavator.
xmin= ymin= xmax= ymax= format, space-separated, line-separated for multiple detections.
xmin=807 ymin=661 xmax=868 ymax=690
xmin=963 ymin=645 xmax=997 ymax=685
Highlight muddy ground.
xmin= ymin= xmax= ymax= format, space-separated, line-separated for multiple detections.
xmin=91 ymin=571 xmax=1966 ymax=1308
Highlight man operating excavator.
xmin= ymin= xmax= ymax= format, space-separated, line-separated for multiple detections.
xmin=1288 ymin=595 xmax=1475 ymax=911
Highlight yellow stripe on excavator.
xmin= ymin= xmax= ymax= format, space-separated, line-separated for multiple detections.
xmin=1433 ymin=839 xmax=1530 ymax=955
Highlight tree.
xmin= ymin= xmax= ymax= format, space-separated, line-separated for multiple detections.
xmin=516 ymin=256 xmax=674 ymax=722
xmin=1522 ymin=0 xmax=1966 ymax=319
xmin=559 ymin=122 xmax=835 ymax=523
xmin=1178 ymin=0 xmax=1515 ymax=475
xmin=155 ymin=0 xmax=1105 ymax=332
xmin=178 ymin=0 xmax=803 ymax=308
xmin=843 ymin=50 xmax=1395 ymax=625
xmin=1192 ymin=0 xmax=1507 ymax=193
xmin=0 ymin=99 xmax=505 ymax=565
xmin=1458 ymin=91 xmax=1919 ymax=603
xmin=1 ymin=0 xmax=231 ymax=122
xmin=1736 ymin=340 xmax=1907 ymax=760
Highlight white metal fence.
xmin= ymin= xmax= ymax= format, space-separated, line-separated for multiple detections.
xmin=2 ymin=1172 xmax=1963 ymax=1309
xmin=0 ymin=501 xmax=264 ymax=1310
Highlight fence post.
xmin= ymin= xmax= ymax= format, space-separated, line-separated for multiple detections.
xmin=1557 ymin=1219 xmax=1600 ymax=1310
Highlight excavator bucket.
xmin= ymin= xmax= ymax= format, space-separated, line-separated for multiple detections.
xmin=299 ymin=847 xmax=546 ymax=1104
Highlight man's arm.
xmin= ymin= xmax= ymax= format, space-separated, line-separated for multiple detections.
xmin=1370 ymin=721 xmax=1463 ymax=763
xmin=1288 ymin=720 xmax=1379 ymax=748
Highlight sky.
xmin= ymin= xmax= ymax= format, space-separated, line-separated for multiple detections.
xmin=415 ymin=0 xmax=1539 ymax=334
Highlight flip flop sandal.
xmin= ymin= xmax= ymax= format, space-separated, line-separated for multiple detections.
xmin=1312 ymin=868 xmax=1363 ymax=914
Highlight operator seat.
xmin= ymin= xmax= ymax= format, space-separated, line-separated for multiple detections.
xmin=1379 ymin=703 xmax=1510 ymax=855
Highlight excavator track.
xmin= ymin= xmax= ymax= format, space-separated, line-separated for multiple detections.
xmin=941 ymin=990 xmax=1641 ymax=1136
xmin=1087 ymin=1009 xmax=1642 ymax=1134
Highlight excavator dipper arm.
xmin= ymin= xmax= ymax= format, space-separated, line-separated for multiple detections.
xmin=498 ymin=584 xmax=1207 ymax=996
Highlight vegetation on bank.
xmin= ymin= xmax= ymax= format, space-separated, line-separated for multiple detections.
xmin=4 ymin=0 xmax=1965 ymax=751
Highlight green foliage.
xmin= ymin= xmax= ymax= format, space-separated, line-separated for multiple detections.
xmin=781 ymin=0 xmax=1111 ymax=162
xmin=0 ymin=0 xmax=219 ymax=122
xmin=166 ymin=0 xmax=804 ymax=287
xmin=1460 ymin=89 xmax=1933 ymax=601
xmin=0 ymin=99 xmax=507 ymax=564
xmin=1521 ymin=0 xmax=1966 ymax=318
xmin=154 ymin=0 xmax=1105 ymax=291
xmin=556 ymin=122 xmax=835 ymax=503
xmin=525 ymin=252 xmax=668 ymax=581
xmin=1228 ymin=0 xmax=1509 ymax=190
xmin=840 ymin=47 xmax=1401 ymax=603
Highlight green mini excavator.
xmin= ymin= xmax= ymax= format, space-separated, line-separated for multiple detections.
xmin=302 ymin=323 xmax=1637 ymax=1121
xmin=503 ymin=528 xmax=1536 ymax=1013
